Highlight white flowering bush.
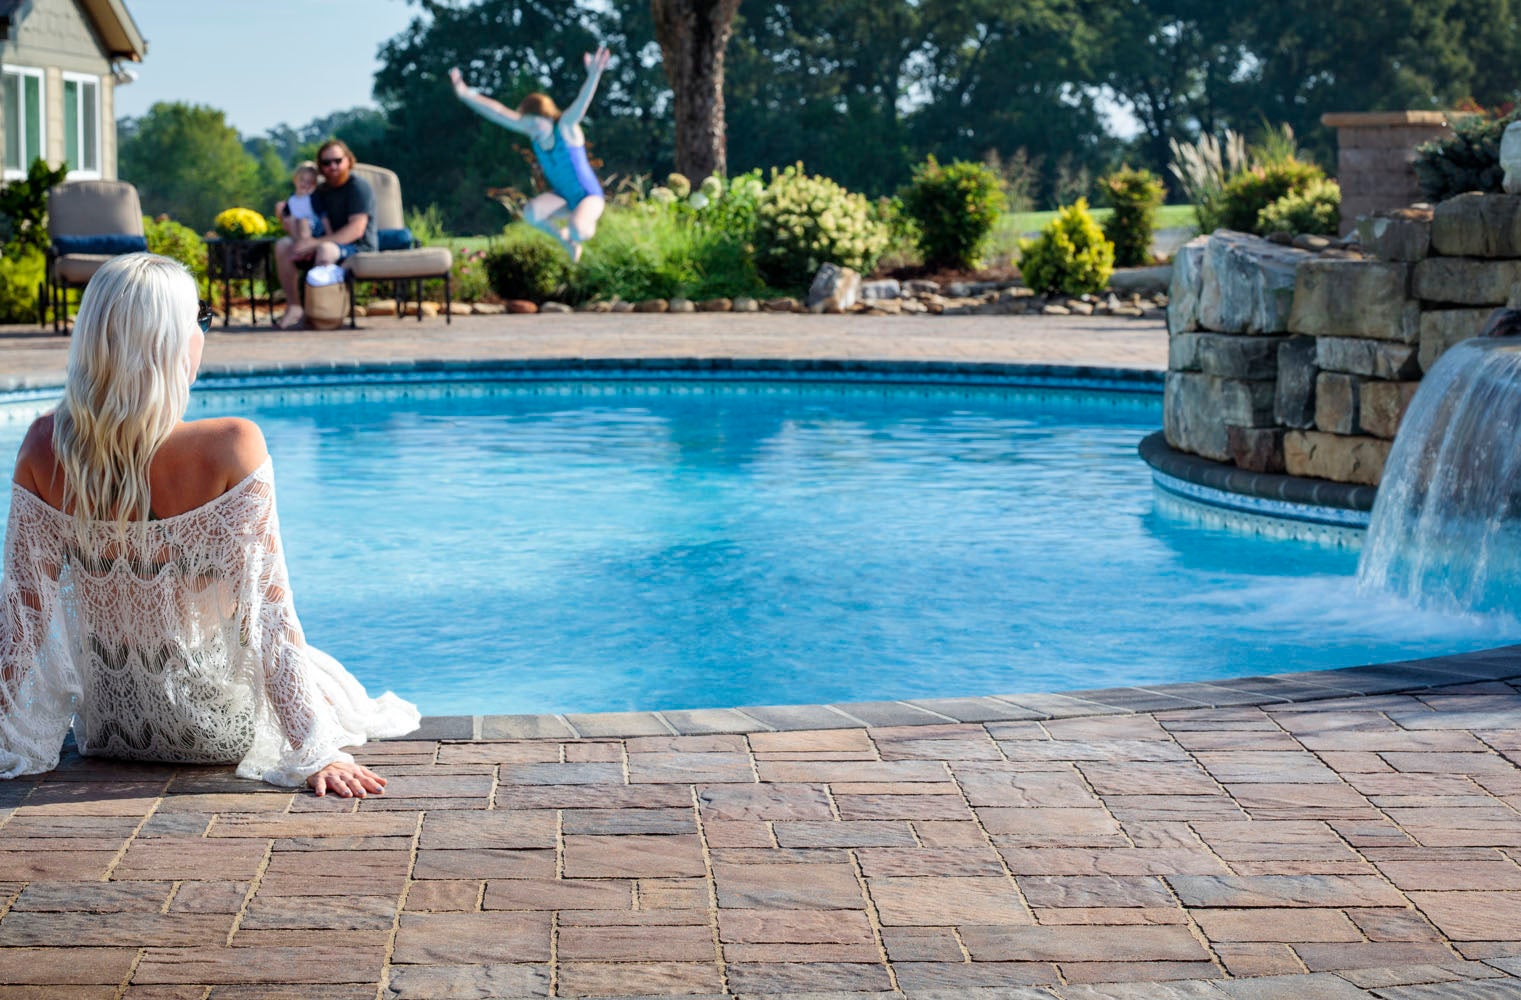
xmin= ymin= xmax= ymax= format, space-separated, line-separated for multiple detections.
xmin=753 ymin=164 xmax=889 ymax=290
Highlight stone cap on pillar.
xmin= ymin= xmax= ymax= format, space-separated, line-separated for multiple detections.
xmin=1321 ymin=111 xmax=1468 ymax=128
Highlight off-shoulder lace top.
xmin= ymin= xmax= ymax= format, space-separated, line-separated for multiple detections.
xmin=0 ymin=459 xmax=419 ymax=786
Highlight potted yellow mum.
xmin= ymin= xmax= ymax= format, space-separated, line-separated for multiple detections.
xmin=213 ymin=207 xmax=268 ymax=240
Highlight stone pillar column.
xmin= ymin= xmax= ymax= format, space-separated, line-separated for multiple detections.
xmin=1321 ymin=111 xmax=1462 ymax=235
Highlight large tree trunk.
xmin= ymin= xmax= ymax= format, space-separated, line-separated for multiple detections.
xmin=651 ymin=0 xmax=742 ymax=182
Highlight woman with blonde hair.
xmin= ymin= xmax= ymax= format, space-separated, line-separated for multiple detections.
xmin=0 ymin=253 xmax=418 ymax=795
xmin=451 ymin=46 xmax=611 ymax=261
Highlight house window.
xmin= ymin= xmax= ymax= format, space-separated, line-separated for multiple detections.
xmin=2 ymin=65 xmax=45 ymax=180
xmin=61 ymin=72 xmax=100 ymax=178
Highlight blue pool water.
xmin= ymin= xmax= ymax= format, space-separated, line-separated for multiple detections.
xmin=2 ymin=374 xmax=1517 ymax=716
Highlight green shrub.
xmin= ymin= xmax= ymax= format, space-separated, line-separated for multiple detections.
xmin=450 ymin=246 xmax=491 ymax=302
xmin=143 ymin=215 xmax=207 ymax=281
xmin=1216 ymin=159 xmax=1325 ymax=234
xmin=484 ymin=230 xmax=568 ymax=301
xmin=0 ymin=158 xmax=68 ymax=255
xmin=1018 ymin=198 xmax=1115 ymax=296
xmin=1257 ymin=178 xmax=1342 ymax=236
xmin=406 ymin=203 xmax=449 ymax=245
xmin=1413 ymin=110 xmax=1519 ymax=203
xmin=1099 ymin=166 xmax=1166 ymax=267
xmin=0 ymin=246 xmax=45 ymax=323
xmin=898 ymin=156 xmax=1006 ymax=270
xmin=752 ymin=164 xmax=890 ymax=290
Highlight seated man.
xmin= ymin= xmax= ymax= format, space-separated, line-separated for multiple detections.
xmin=274 ymin=139 xmax=377 ymax=329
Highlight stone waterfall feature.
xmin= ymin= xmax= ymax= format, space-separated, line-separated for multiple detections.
xmin=1358 ymin=337 xmax=1521 ymax=614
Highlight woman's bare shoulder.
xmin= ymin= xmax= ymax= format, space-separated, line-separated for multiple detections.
xmin=185 ymin=417 xmax=269 ymax=482
xmin=12 ymin=413 xmax=57 ymax=496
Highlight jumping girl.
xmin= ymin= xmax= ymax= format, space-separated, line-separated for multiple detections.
xmin=450 ymin=46 xmax=611 ymax=262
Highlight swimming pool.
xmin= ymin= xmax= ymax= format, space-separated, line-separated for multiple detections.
xmin=2 ymin=367 xmax=1516 ymax=716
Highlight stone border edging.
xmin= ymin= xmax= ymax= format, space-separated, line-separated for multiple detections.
xmin=1140 ymin=430 xmax=1377 ymax=512
xmin=405 ymin=643 xmax=1521 ymax=741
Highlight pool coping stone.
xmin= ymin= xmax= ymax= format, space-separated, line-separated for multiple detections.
xmin=439 ymin=644 xmax=1521 ymax=739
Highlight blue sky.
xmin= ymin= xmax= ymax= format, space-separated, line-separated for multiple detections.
xmin=113 ymin=0 xmax=422 ymax=138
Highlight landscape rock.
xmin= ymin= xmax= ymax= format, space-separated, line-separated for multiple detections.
xmin=1314 ymin=336 xmax=1420 ymax=379
xmin=1226 ymin=426 xmax=1286 ymax=473
xmin=1195 ymin=333 xmax=1286 ymax=380
xmin=539 ymin=301 xmax=571 ymax=313
xmin=365 ymin=299 xmax=398 ymax=316
xmin=610 ymin=301 xmax=635 ymax=313
xmin=1288 ymin=258 xmax=1417 ymax=342
xmin=1360 ymin=380 xmax=1422 ymax=439
xmin=899 ymin=298 xmax=928 ymax=314
xmin=1357 ymin=209 xmax=1432 ymax=262
xmin=1274 ymin=336 xmax=1319 ymax=429
xmin=1412 ymin=257 xmax=1521 ymax=305
xmin=1418 ymin=308 xmax=1491 ymax=371
xmin=732 ymin=296 xmax=759 ymax=312
xmin=667 ymin=297 xmax=695 ymax=313
xmin=866 ymin=299 xmax=902 ymax=315
xmin=506 ymin=299 xmax=538 ymax=314
xmin=634 ymin=299 xmax=669 ymax=313
xmin=1197 ymin=231 xmax=1308 ymax=334
xmin=445 ymin=300 xmax=473 ymax=315
xmin=1505 ymin=123 xmax=1521 ymax=195
xmin=1042 ymin=304 xmax=1070 ymax=316
xmin=1292 ymin=234 xmax=1332 ymax=252
xmin=697 ymin=298 xmax=732 ymax=312
xmin=1165 ymin=372 xmax=1229 ymax=462
xmin=859 ymin=279 xmax=901 ymax=300
xmin=1432 ymin=191 xmax=1521 ymax=257
xmin=1315 ymin=372 xmax=1361 ymax=435
xmin=470 ymin=302 xmax=505 ymax=315
xmin=1165 ymin=373 xmax=1275 ymax=462
xmin=1066 ymin=300 xmax=1095 ymax=315
xmin=903 ymin=279 xmax=941 ymax=296
xmin=806 ymin=263 xmax=862 ymax=312
xmin=763 ymin=297 xmax=800 ymax=312
xmin=1284 ymin=430 xmax=1391 ymax=486
xmin=1166 ymin=250 xmax=1207 ymax=319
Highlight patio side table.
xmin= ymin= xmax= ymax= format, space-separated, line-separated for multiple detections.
xmin=205 ymin=237 xmax=277 ymax=327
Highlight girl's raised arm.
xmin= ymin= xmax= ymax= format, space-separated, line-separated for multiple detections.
xmin=560 ymin=46 xmax=610 ymax=127
xmin=450 ymin=67 xmax=538 ymax=136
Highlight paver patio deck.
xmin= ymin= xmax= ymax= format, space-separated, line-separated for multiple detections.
xmin=1 ymin=313 xmax=1519 ymax=999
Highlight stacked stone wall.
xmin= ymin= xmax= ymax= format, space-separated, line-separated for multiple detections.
xmin=1165 ymin=192 xmax=1521 ymax=487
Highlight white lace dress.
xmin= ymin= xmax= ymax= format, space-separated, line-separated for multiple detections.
xmin=0 ymin=459 xmax=419 ymax=786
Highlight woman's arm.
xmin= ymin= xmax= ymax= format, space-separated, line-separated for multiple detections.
xmin=450 ymin=67 xmax=541 ymax=138
xmin=559 ymin=46 xmax=611 ymax=128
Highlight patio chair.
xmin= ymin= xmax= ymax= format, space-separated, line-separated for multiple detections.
xmin=43 ymin=180 xmax=147 ymax=333
xmin=342 ymin=164 xmax=453 ymax=327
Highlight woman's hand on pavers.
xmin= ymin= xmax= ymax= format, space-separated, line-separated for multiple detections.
xmin=307 ymin=760 xmax=388 ymax=797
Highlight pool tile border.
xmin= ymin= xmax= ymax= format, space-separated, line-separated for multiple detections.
xmin=430 ymin=643 xmax=1521 ymax=740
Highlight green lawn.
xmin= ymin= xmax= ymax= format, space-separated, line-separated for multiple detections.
xmin=1003 ymin=203 xmax=1197 ymax=237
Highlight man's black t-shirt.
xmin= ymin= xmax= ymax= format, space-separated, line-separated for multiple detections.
xmin=313 ymin=175 xmax=377 ymax=251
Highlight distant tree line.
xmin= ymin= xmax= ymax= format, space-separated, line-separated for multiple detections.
xmin=119 ymin=0 xmax=1521 ymax=236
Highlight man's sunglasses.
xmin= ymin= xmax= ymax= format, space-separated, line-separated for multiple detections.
xmin=197 ymin=300 xmax=214 ymax=333
xmin=319 ymin=157 xmax=344 ymax=166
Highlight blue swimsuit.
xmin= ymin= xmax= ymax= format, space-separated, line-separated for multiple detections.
xmin=533 ymin=127 xmax=603 ymax=208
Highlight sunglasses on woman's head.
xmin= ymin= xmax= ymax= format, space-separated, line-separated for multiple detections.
xmin=197 ymin=300 xmax=214 ymax=333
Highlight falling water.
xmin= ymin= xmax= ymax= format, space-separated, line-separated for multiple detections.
xmin=1358 ymin=337 xmax=1521 ymax=615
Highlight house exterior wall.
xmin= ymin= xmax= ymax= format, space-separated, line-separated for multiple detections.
xmin=1 ymin=0 xmax=118 ymax=180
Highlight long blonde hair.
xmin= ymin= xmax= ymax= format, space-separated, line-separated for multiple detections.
xmin=52 ymin=253 xmax=199 ymax=532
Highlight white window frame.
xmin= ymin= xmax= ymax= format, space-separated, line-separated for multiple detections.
xmin=60 ymin=71 xmax=101 ymax=180
xmin=2 ymin=64 xmax=46 ymax=181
